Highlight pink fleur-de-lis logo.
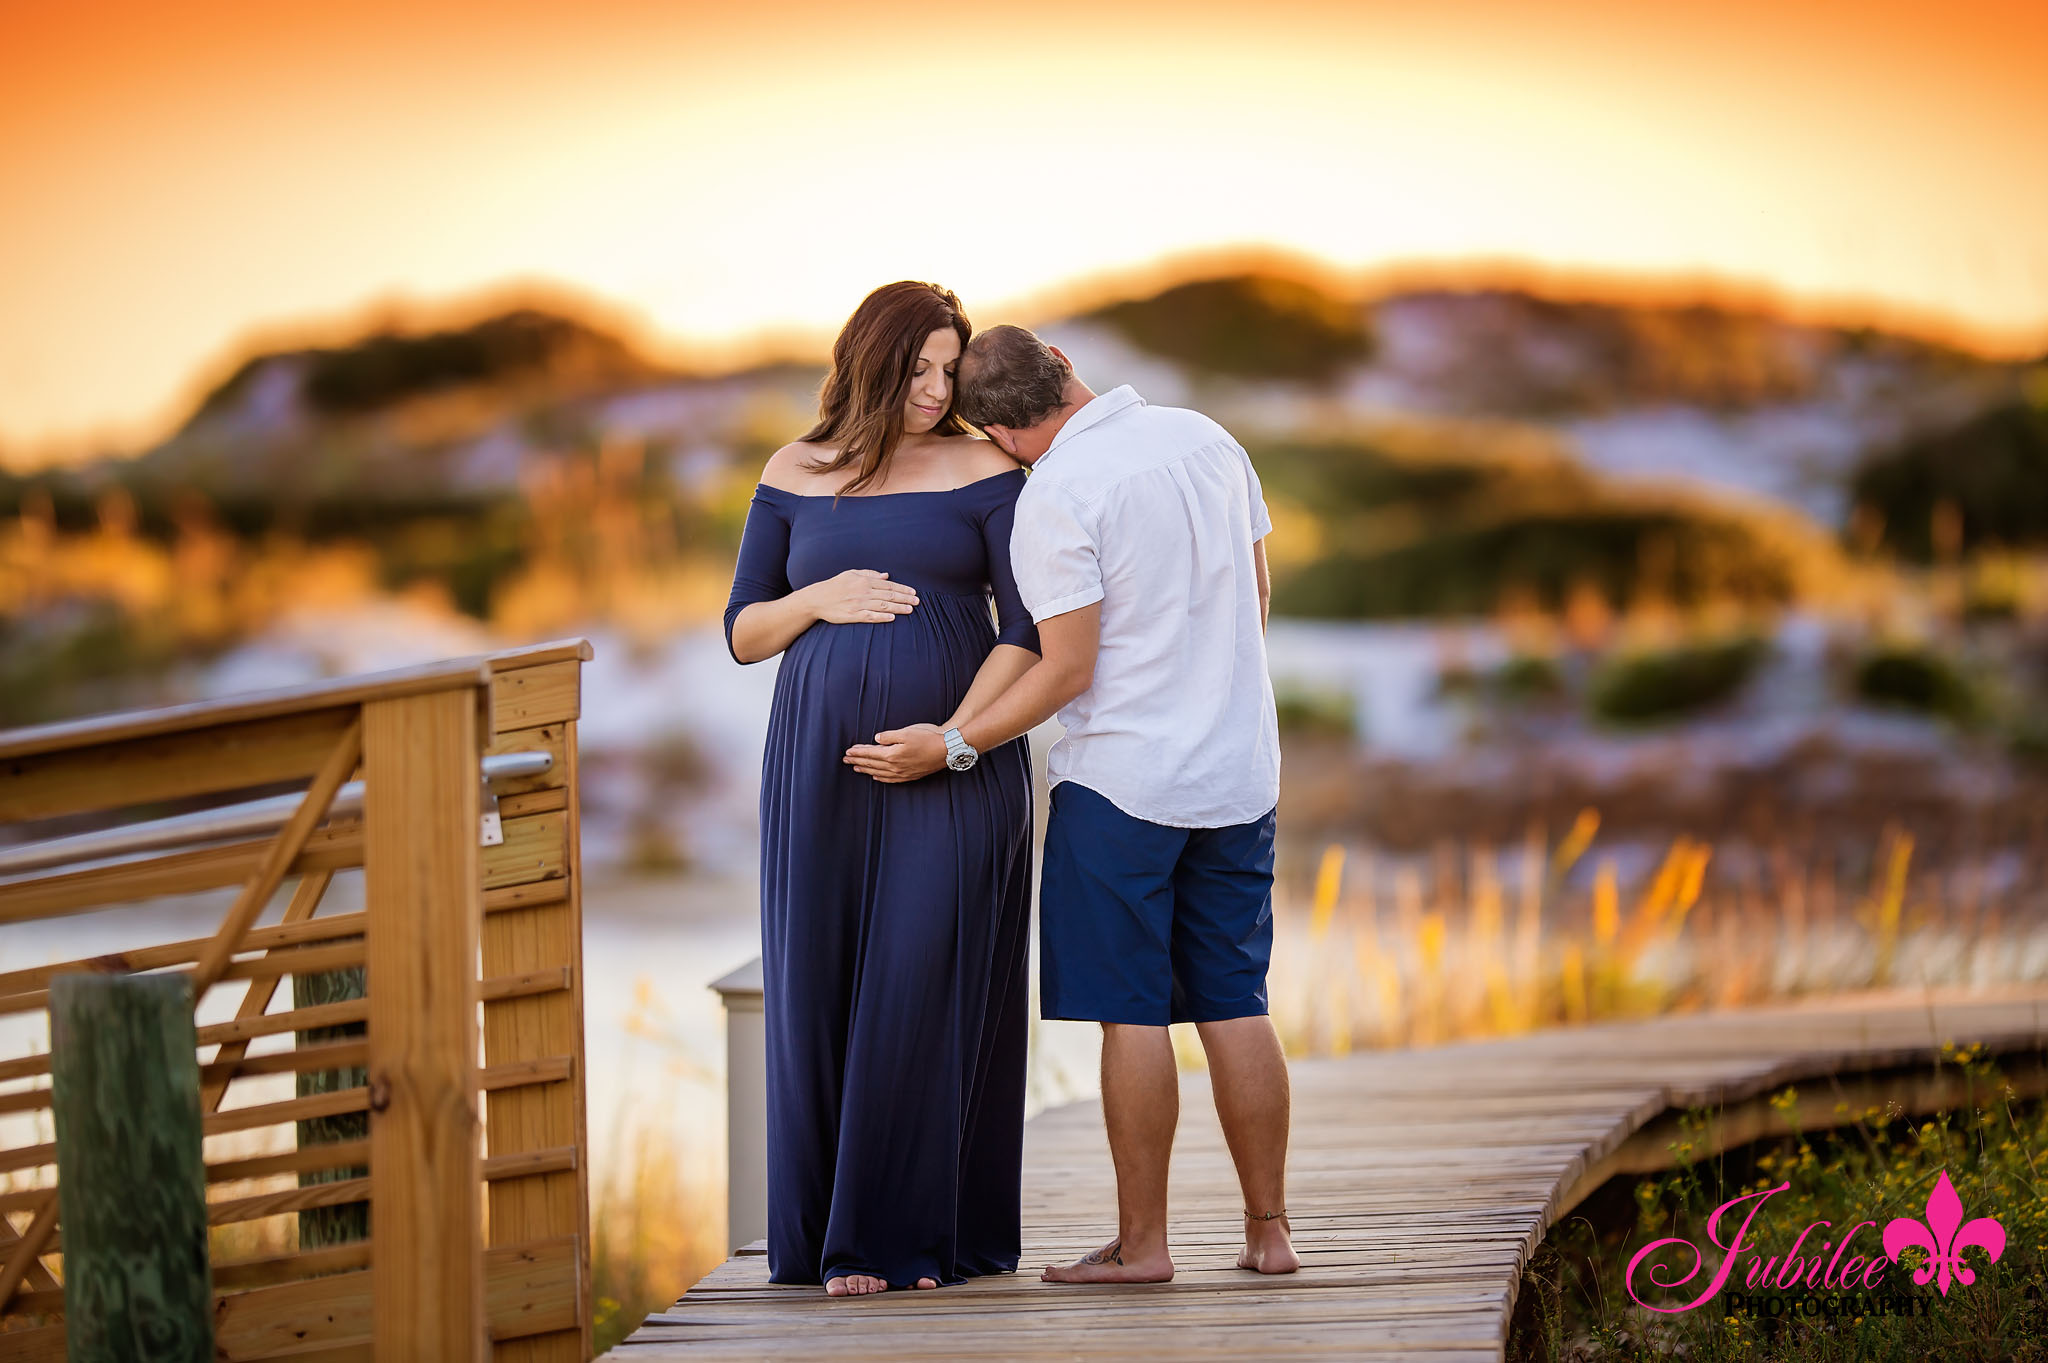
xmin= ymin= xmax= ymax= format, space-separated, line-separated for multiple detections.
xmin=1882 ymin=1170 xmax=2006 ymax=1295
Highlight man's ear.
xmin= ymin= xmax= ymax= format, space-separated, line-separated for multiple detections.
xmin=983 ymin=424 xmax=1018 ymax=456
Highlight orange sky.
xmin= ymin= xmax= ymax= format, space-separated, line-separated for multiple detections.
xmin=2 ymin=0 xmax=2045 ymax=463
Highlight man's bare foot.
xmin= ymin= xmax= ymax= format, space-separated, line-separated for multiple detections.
xmin=825 ymin=1272 xmax=887 ymax=1296
xmin=1040 ymin=1237 xmax=1173 ymax=1283
xmin=1237 ymin=1214 xmax=1300 ymax=1274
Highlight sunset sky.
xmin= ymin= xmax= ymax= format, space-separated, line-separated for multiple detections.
xmin=2 ymin=0 xmax=2045 ymax=463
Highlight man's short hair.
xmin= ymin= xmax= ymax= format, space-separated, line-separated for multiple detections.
xmin=957 ymin=325 xmax=1071 ymax=429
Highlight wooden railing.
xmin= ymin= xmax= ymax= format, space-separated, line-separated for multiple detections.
xmin=0 ymin=638 xmax=594 ymax=1361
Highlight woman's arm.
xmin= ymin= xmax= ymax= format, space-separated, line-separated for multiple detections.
xmin=723 ymin=488 xmax=918 ymax=664
xmin=944 ymin=476 xmax=1043 ymax=728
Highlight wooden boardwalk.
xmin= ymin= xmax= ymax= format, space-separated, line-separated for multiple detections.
xmin=616 ymin=986 xmax=2048 ymax=1362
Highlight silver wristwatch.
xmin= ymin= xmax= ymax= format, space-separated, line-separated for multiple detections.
xmin=942 ymin=726 xmax=979 ymax=772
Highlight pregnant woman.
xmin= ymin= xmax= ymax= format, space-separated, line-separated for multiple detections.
xmin=723 ymin=281 xmax=1040 ymax=1296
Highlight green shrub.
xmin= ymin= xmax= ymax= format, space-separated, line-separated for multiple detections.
xmin=1514 ymin=1051 xmax=2048 ymax=1363
xmin=1087 ymin=274 xmax=1372 ymax=383
xmin=1588 ymin=636 xmax=1766 ymax=724
xmin=1853 ymin=645 xmax=1980 ymax=724
xmin=1850 ymin=400 xmax=2048 ymax=560
xmin=1493 ymin=653 xmax=1566 ymax=702
xmin=1273 ymin=685 xmax=1356 ymax=739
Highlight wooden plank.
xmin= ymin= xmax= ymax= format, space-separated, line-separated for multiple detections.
xmin=0 ymin=1235 xmax=587 ymax=1362
xmin=484 ymin=724 xmax=567 ymax=794
xmin=189 ymin=724 xmax=361 ymax=1001
xmin=202 ymin=870 xmax=334 ymax=1112
xmin=483 ymin=810 xmax=566 ymax=891
xmin=0 ymin=841 xmax=554 ymax=942
xmin=499 ymin=788 xmax=568 ymax=820
xmin=0 ymin=941 xmax=369 ymax=1021
xmin=624 ymin=986 xmax=2048 ymax=1362
xmin=0 ymin=1055 xmax=567 ymax=1180
xmin=0 ymin=820 xmax=364 ymax=928
xmin=210 ymin=1242 xmax=372 ymax=1293
xmin=0 ymin=655 xmax=491 ymax=763
xmin=363 ymin=684 xmax=486 ymax=1361
xmin=482 ymin=718 xmax=589 ymax=1363
xmin=485 ymin=639 xmax=595 ymax=675
xmin=488 ymin=659 xmax=582 ymax=731
xmin=0 ymin=881 xmax=352 ymax=1002
xmin=0 ymin=707 xmax=355 ymax=823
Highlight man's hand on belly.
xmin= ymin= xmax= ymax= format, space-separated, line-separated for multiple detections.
xmin=845 ymin=723 xmax=947 ymax=783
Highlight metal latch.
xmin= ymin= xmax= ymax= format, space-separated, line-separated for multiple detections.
xmin=479 ymin=776 xmax=504 ymax=846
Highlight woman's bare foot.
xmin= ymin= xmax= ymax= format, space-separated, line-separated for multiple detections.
xmin=1237 ymin=1214 xmax=1300 ymax=1274
xmin=825 ymin=1273 xmax=887 ymax=1296
xmin=913 ymin=1277 xmax=939 ymax=1289
xmin=1040 ymin=1236 xmax=1174 ymax=1283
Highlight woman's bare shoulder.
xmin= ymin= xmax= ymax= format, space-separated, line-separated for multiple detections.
xmin=759 ymin=441 xmax=834 ymax=492
xmin=940 ymin=434 xmax=1024 ymax=484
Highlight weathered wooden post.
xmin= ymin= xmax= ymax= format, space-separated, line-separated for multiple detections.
xmin=296 ymin=962 xmax=369 ymax=1248
xmin=49 ymin=972 xmax=214 ymax=1362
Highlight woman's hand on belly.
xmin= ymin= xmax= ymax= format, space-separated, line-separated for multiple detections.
xmin=813 ymin=569 xmax=920 ymax=624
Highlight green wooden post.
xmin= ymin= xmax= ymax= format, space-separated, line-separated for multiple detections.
xmin=49 ymin=972 xmax=213 ymax=1363
xmin=295 ymin=962 xmax=369 ymax=1248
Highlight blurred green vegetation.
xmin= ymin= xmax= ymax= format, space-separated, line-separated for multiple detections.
xmin=1852 ymin=643 xmax=1983 ymax=726
xmin=1588 ymin=635 xmax=1767 ymax=724
xmin=194 ymin=309 xmax=659 ymax=420
xmin=1087 ymin=274 xmax=1372 ymax=383
xmin=1256 ymin=436 xmax=1804 ymax=618
xmin=1850 ymin=398 xmax=2048 ymax=560
xmin=1273 ymin=684 xmax=1357 ymax=738
xmin=1515 ymin=1052 xmax=2048 ymax=1362
xmin=0 ymin=603 xmax=193 ymax=727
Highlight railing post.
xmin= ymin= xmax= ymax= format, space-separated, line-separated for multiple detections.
xmin=710 ymin=958 xmax=766 ymax=1253
xmin=365 ymin=684 xmax=486 ymax=1360
xmin=49 ymin=973 xmax=213 ymax=1362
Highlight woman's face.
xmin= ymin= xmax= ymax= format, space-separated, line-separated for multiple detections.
xmin=903 ymin=327 xmax=961 ymax=435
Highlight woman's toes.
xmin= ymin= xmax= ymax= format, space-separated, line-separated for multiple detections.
xmin=915 ymin=1276 xmax=938 ymax=1289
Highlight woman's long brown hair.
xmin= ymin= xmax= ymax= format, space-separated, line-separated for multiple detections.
xmin=797 ymin=281 xmax=972 ymax=497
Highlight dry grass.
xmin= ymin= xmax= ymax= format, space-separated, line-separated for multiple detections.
xmin=1262 ymin=813 xmax=2048 ymax=1057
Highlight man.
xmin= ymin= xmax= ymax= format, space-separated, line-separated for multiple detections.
xmin=844 ymin=325 xmax=1297 ymax=1283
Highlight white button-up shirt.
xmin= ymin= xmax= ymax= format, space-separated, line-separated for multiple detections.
xmin=1008 ymin=386 xmax=1281 ymax=828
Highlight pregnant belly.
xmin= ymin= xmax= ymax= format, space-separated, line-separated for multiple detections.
xmin=775 ymin=595 xmax=994 ymax=739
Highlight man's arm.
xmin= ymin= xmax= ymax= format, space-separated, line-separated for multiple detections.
xmin=843 ymin=604 xmax=1100 ymax=782
xmin=1253 ymin=536 xmax=1270 ymax=635
xmin=959 ymin=604 xmax=1099 ymax=752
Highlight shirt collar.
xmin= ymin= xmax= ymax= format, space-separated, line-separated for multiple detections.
xmin=1041 ymin=385 xmax=1145 ymax=462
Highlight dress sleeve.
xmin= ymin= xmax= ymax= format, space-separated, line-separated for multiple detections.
xmin=979 ymin=472 xmax=1042 ymax=654
xmin=723 ymin=488 xmax=794 ymax=665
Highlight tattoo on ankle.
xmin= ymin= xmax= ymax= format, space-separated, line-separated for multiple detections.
xmin=1085 ymin=1239 xmax=1125 ymax=1266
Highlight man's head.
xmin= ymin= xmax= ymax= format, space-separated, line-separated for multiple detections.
xmin=956 ymin=324 xmax=1080 ymax=463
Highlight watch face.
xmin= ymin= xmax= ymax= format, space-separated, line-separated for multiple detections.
xmin=949 ymin=749 xmax=977 ymax=770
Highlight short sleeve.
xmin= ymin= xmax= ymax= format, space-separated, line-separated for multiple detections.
xmin=722 ymin=488 xmax=793 ymax=664
xmin=1010 ymin=482 xmax=1104 ymax=623
xmin=977 ymin=474 xmax=1042 ymax=653
xmin=1238 ymin=440 xmax=1273 ymax=540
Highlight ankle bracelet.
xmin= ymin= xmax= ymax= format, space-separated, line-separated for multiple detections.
xmin=1244 ymin=1208 xmax=1288 ymax=1221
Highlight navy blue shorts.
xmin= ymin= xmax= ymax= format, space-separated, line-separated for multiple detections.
xmin=1039 ymin=781 xmax=1277 ymax=1026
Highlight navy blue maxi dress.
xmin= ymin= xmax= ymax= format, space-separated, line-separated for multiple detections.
xmin=722 ymin=467 xmax=1039 ymax=1289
